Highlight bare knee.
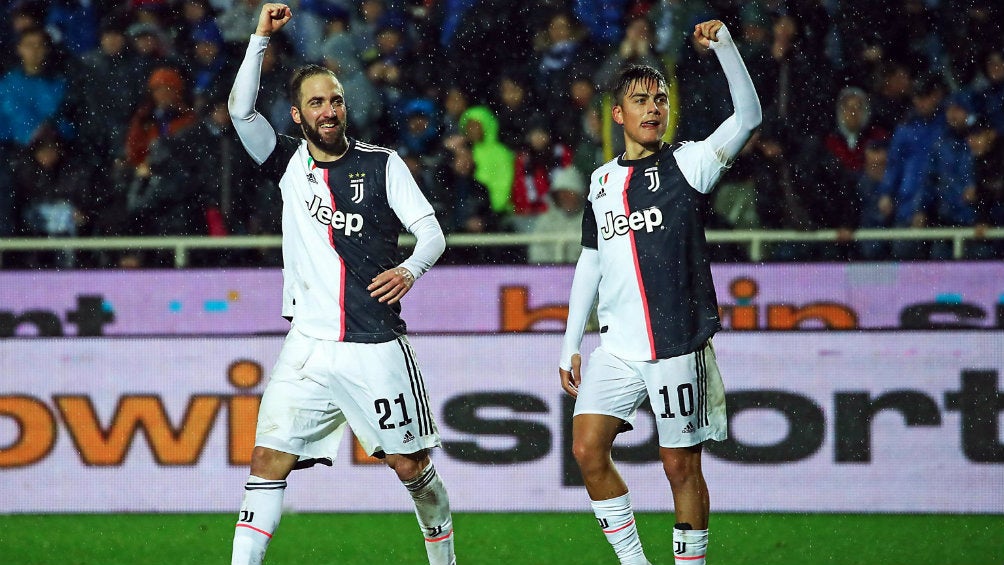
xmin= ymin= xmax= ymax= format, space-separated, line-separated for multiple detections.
xmin=385 ymin=450 xmax=430 ymax=482
xmin=660 ymin=446 xmax=702 ymax=485
xmin=249 ymin=446 xmax=298 ymax=480
xmin=572 ymin=436 xmax=613 ymax=477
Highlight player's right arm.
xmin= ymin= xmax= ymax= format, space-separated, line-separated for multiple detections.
xmin=228 ymin=3 xmax=292 ymax=165
xmin=559 ymin=196 xmax=601 ymax=397
xmin=559 ymin=248 xmax=601 ymax=397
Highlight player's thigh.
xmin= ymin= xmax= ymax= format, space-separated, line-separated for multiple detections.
xmin=327 ymin=336 xmax=439 ymax=457
xmin=256 ymin=329 xmax=347 ymax=457
xmin=574 ymin=347 xmax=649 ymax=426
xmin=643 ymin=341 xmax=727 ymax=448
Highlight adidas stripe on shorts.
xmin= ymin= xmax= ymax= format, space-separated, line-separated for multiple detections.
xmin=255 ymin=327 xmax=440 ymax=462
xmin=573 ymin=340 xmax=727 ymax=448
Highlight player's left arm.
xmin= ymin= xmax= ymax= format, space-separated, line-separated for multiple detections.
xmin=369 ymin=152 xmax=446 ymax=304
xmin=678 ymin=20 xmax=762 ymax=194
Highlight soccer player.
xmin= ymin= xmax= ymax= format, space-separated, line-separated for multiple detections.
xmin=227 ymin=4 xmax=454 ymax=565
xmin=558 ymin=20 xmax=761 ymax=565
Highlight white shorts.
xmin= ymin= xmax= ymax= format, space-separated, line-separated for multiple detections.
xmin=574 ymin=341 xmax=728 ymax=448
xmin=255 ymin=328 xmax=440 ymax=466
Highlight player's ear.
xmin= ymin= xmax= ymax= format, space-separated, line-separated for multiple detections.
xmin=290 ymin=105 xmax=301 ymax=124
xmin=612 ymin=104 xmax=624 ymax=126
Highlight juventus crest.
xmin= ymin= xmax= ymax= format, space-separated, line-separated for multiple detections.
xmin=644 ymin=166 xmax=660 ymax=192
xmin=349 ymin=172 xmax=366 ymax=203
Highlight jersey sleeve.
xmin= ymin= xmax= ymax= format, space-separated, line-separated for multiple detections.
xmin=581 ymin=197 xmax=598 ymax=249
xmin=673 ymin=141 xmax=728 ymax=194
xmin=386 ymin=150 xmax=436 ymax=229
xmin=229 ymin=35 xmax=278 ymax=166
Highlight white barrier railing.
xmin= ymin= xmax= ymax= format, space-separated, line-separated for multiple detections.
xmin=2 ymin=227 xmax=1003 ymax=267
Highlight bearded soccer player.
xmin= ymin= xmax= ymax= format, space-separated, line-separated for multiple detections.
xmin=227 ymin=4 xmax=455 ymax=564
xmin=558 ymin=20 xmax=761 ymax=565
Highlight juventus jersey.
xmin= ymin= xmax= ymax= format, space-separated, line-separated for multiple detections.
xmin=261 ymin=135 xmax=435 ymax=343
xmin=582 ymin=141 xmax=728 ymax=361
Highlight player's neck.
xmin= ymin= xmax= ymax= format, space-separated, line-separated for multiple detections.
xmin=623 ymin=139 xmax=663 ymax=161
xmin=308 ymin=139 xmax=349 ymax=163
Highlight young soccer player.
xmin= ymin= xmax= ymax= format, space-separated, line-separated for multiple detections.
xmin=559 ymin=19 xmax=761 ymax=565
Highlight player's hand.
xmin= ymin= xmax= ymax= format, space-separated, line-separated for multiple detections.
xmin=559 ymin=353 xmax=582 ymax=398
xmin=256 ymin=3 xmax=291 ymax=37
xmin=368 ymin=266 xmax=415 ymax=304
xmin=693 ymin=20 xmax=725 ymax=48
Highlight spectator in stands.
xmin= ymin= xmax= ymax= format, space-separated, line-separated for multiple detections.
xmin=824 ymin=87 xmax=889 ymax=174
xmin=762 ymin=13 xmax=835 ymax=137
xmin=971 ymin=47 xmax=1004 ymax=135
xmin=126 ymin=20 xmax=180 ymax=88
xmin=528 ymin=165 xmax=586 ymax=264
xmin=0 ymin=28 xmax=73 ymax=149
xmin=431 ymin=141 xmax=499 ymax=236
xmin=74 ymin=14 xmax=144 ymax=173
xmin=534 ymin=11 xmax=594 ymax=131
xmin=124 ymin=67 xmax=198 ymax=170
xmin=571 ymin=100 xmax=608 ymax=178
xmin=398 ymin=98 xmax=440 ymax=157
xmin=929 ymin=95 xmax=978 ymax=259
xmin=440 ymin=84 xmax=470 ymax=137
xmin=493 ymin=70 xmax=542 ymax=150
xmin=0 ymin=27 xmax=73 ymax=238
xmin=458 ymin=105 xmax=515 ymax=220
xmin=187 ymin=20 xmax=233 ymax=111
xmin=510 ymin=120 xmax=574 ymax=232
xmin=878 ymin=73 xmax=948 ymax=259
xmin=856 ymin=139 xmax=892 ymax=260
xmin=868 ymin=62 xmax=914 ymax=132
xmin=45 ymin=0 xmax=101 ymax=56
xmin=969 ymin=117 xmax=1004 ymax=258
xmin=595 ymin=15 xmax=661 ymax=93
xmin=11 ymin=130 xmax=96 ymax=267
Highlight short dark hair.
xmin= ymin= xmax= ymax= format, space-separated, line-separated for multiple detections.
xmin=288 ymin=64 xmax=338 ymax=108
xmin=612 ymin=64 xmax=667 ymax=104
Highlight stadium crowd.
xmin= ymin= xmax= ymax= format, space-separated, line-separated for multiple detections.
xmin=1 ymin=0 xmax=1002 ymax=267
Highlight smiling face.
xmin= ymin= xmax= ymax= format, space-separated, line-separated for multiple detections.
xmin=291 ymin=72 xmax=348 ymax=159
xmin=613 ymin=77 xmax=669 ymax=158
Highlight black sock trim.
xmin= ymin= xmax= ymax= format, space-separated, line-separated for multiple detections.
xmin=675 ymin=522 xmax=693 ymax=530
xmin=245 ymin=480 xmax=287 ymax=491
xmin=404 ymin=464 xmax=436 ymax=492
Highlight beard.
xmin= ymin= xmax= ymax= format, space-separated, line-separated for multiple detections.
xmin=300 ymin=117 xmax=348 ymax=155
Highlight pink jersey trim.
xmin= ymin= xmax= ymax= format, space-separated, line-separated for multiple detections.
xmin=621 ymin=171 xmax=656 ymax=358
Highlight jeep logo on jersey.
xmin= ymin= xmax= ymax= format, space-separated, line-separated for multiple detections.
xmin=600 ymin=207 xmax=664 ymax=240
xmin=306 ymin=195 xmax=364 ymax=235
xmin=349 ymin=172 xmax=365 ymax=203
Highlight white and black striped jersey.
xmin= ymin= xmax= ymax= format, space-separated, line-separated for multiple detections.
xmin=261 ymin=135 xmax=436 ymax=342
xmin=582 ymin=140 xmax=728 ymax=361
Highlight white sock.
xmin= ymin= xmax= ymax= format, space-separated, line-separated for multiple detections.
xmin=231 ymin=475 xmax=286 ymax=565
xmin=590 ymin=493 xmax=648 ymax=565
xmin=673 ymin=525 xmax=709 ymax=565
xmin=404 ymin=463 xmax=456 ymax=565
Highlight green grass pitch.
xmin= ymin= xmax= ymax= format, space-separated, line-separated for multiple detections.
xmin=1 ymin=513 xmax=1000 ymax=564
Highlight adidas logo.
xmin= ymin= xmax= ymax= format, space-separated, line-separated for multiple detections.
xmin=402 ymin=430 xmax=416 ymax=444
xmin=306 ymin=173 xmax=318 ymax=184
xmin=681 ymin=422 xmax=696 ymax=434
xmin=596 ymin=187 xmax=607 ymax=199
